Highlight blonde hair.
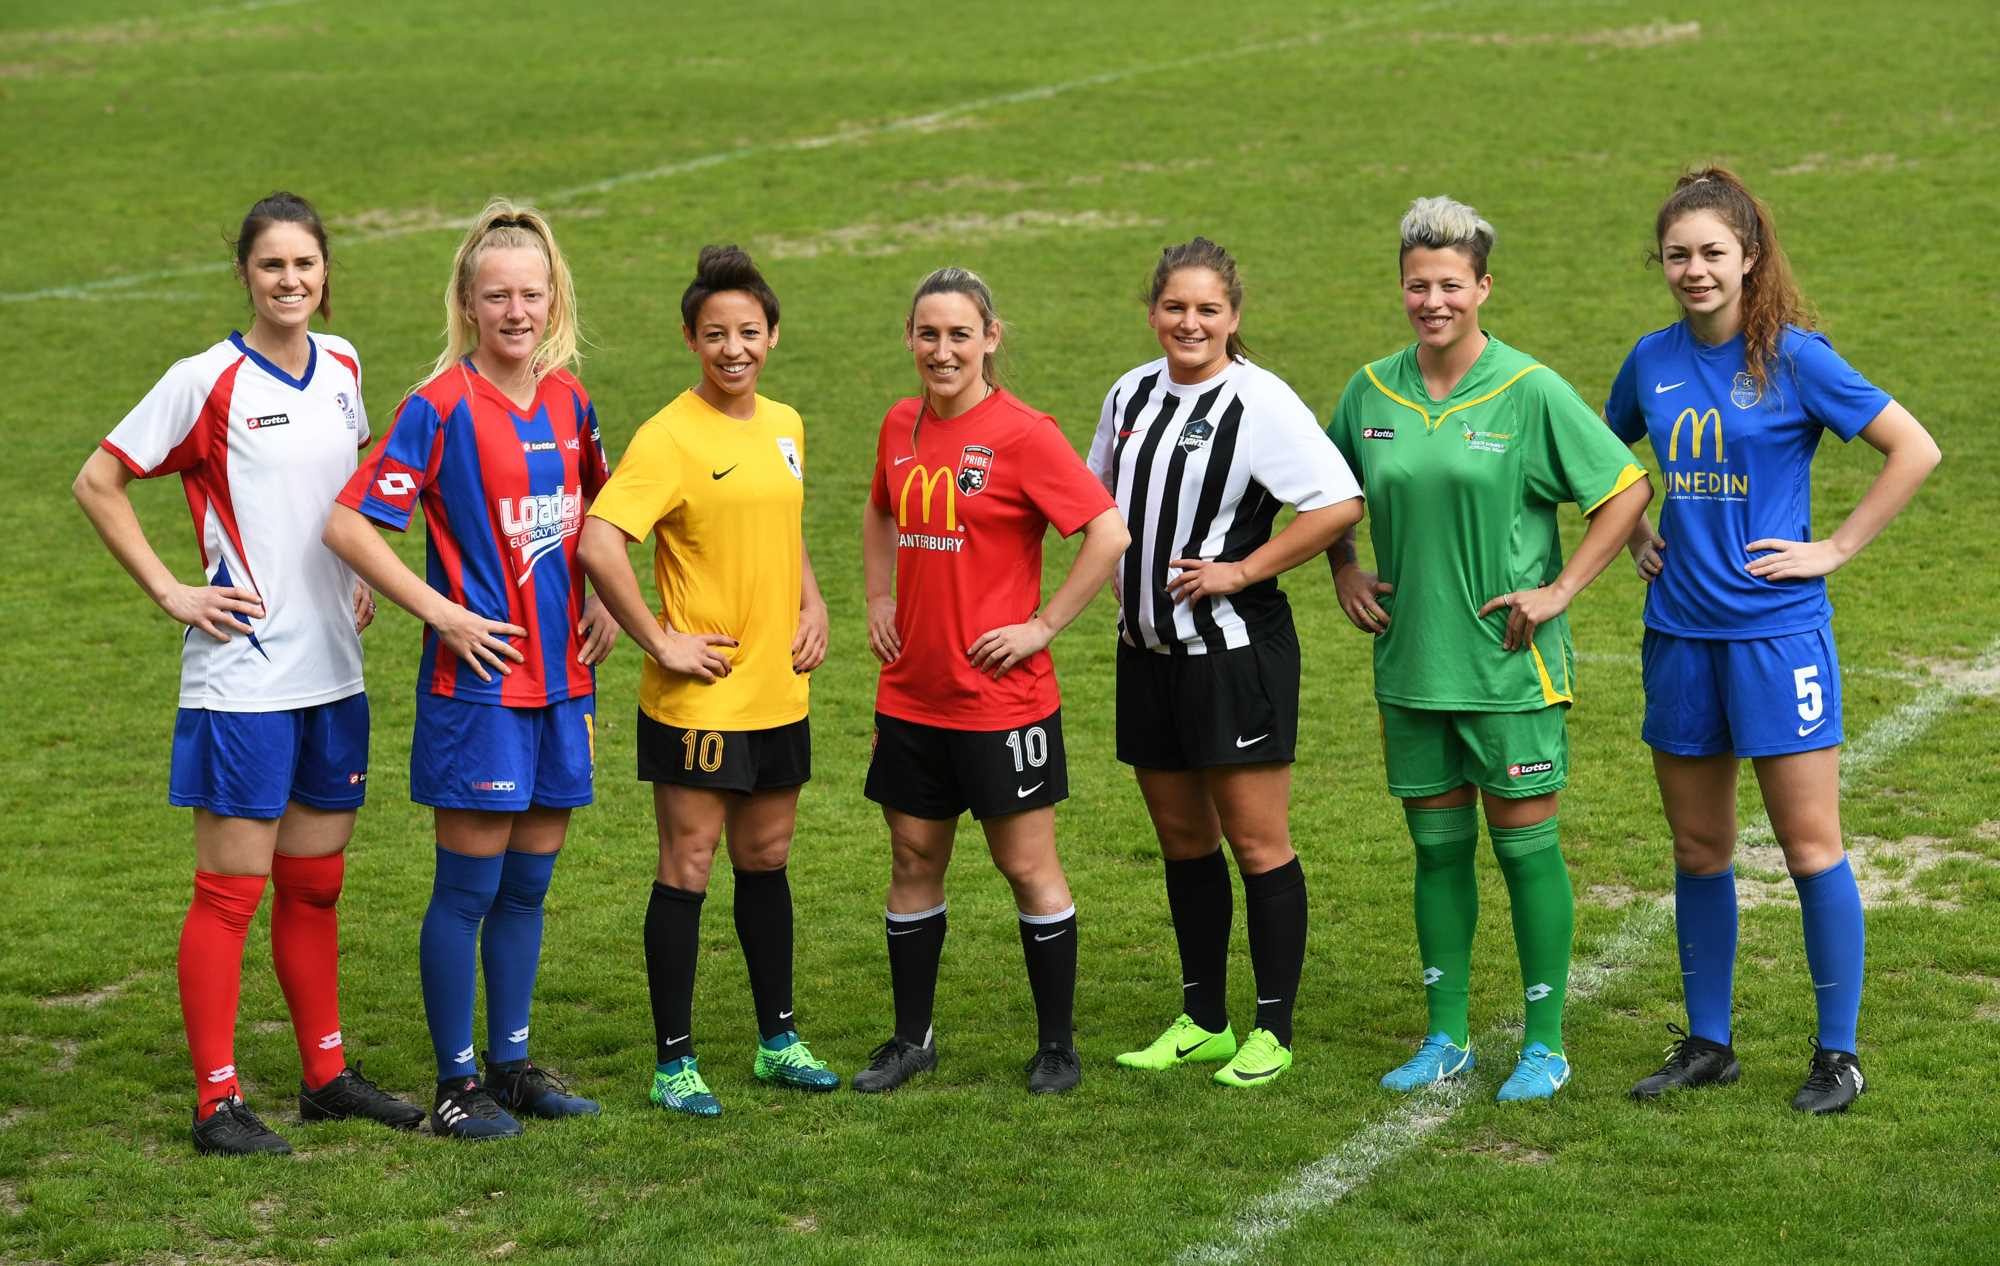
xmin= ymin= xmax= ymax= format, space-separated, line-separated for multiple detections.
xmin=1399 ymin=195 xmax=1496 ymax=276
xmin=422 ymin=198 xmax=582 ymax=389
xmin=908 ymin=266 xmax=1006 ymax=390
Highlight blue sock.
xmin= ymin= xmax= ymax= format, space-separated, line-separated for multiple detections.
xmin=1674 ymin=867 xmax=1738 ymax=1046
xmin=1794 ymin=855 xmax=1864 ymax=1053
xmin=482 ymin=850 xmax=558 ymax=1065
xmin=420 ymin=847 xmax=503 ymax=1080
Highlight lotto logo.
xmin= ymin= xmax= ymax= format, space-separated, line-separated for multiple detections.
xmin=377 ymin=472 xmax=417 ymax=498
xmin=206 ymin=1063 xmax=237 ymax=1084
xmin=472 ymin=780 xmax=519 ymax=792
xmin=246 ymin=413 xmax=291 ymax=430
xmin=1525 ymin=983 xmax=1553 ymax=1003
xmin=1422 ymin=967 xmax=1443 ymax=986
xmin=1508 ymin=760 xmax=1554 ymax=778
xmin=347 ymin=771 xmax=367 ymax=785
xmin=317 ymin=1030 xmax=343 ymax=1051
xmin=1362 ymin=427 xmax=1396 ymax=440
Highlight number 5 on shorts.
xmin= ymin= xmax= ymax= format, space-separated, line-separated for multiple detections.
xmin=681 ymin=729 xmax=724 ymax=773
xmin=1792 ymin=665 xmax=1823 ymax=723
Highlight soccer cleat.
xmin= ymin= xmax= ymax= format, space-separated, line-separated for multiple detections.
xmin=483 ymin=1053 xmax=600 ymax=1119
xmin=429 ymin=1078 xmax=523 ymax=1141
xmin=1380 ymin=1032 xmax=1476 ymax=1093
xmin=1630 ymin=1023 xmax=1740 ymax=1101
xmin=1496 ymin=1042 xmax=1571 ymax=1102
xmin=1213 ymin=1027 xmax=1292 ymax=1088
xmin=298 ymin=1063 xmax=426 ymax=1130
xmin=1115 ymin=1014 xmax=1237 ymax=1070
xmin=753 ymin=1032 xmax=841 ymax=1091
xmin=1791 ymin=1039 xmax=1865 ymax=1114
xmin=1025 ymin=1042 xmax=1083 ymax=1094
xmin=850 ymin=1034 xmax=937 ymax=1094
xmin=192 ymin=1096 xmax=292 ymax=1156
xmin=650 ymin=1056 xmax=721 ymax=1118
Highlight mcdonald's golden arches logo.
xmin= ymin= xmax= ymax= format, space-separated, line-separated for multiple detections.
xmin=898 ymin=463 xmax=956 ymax=530
xmin=1668 ymin=407 xmax=1725 ymax=463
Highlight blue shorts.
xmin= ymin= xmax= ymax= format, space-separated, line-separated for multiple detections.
xmin=411 ymin=693 xmax=596 ymax=811
xmin=1642 ymin=626 xmax=1843 ymax=758
xmin=169 ymin=694 xmax=370 ymax=819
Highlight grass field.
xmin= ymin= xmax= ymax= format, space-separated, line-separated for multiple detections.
xmin=4 ymin=1 xmax=1999 ymax=1262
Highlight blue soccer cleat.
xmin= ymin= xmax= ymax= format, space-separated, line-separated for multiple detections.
xmin=1380 ymin=1032 xmax=1476 ymax=1093
xmin=1496 ymin=1042 xmax=1571 ymax=1102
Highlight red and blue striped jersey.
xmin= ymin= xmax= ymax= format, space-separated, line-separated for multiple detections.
xmin=338 ymin=361 xmax=608 ymax=706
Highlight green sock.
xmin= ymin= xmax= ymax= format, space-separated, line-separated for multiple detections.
xmin=1406 ymin=805 xmax=1479 ymax=1047
xmin=1490 ymin=817 xmax=1572 ymax=1052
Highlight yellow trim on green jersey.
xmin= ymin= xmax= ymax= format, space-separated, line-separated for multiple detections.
xmin=1584 ymin=462 xmax=1648 ymax=517
xmin=1529 ymin=644 xmax=1573 ymax=707
xmin=1364 ymin=363 xmax=1548 ymax=432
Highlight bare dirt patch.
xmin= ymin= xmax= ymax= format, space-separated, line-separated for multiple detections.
xmin=39 ymin=973 xmax=139 ymax=1008
xmin=1409 ymin=21 xmax=1700 ymax=51
xmin=1583 ymin=883 xmax=1639 ymax=909
xmin=1776 ymin=152 xmax=1909 ymax=177
xmin=1736 ymin=834 xmax=2000 ymax=910
xmin=1463 ymin=1137 xmax=1553 ymax=1164
xmin=756 ymin=209 xmax=1159 ymax=261
xmin=0 ymin=1181 xmax=22 ymax=1216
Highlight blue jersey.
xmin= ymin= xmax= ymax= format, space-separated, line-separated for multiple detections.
xmin=1606 ymin=323 xmax=1889 ymax=639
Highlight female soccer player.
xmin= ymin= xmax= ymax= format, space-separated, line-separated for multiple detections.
xmin=578 ymin=245 xmax=835 ymax=1118
xmin=1608 ymin=168 xmax=1938 ymax=1113
xmin=73 ymin=192 xmax=424 ymax=1155
xmin=1327 ymin=197 xmax=1651 ymax=1102
xmin=325 ymin=199 xmax=617 ymax=1140
xmin=852 ymin=267 xmax=1128 ymax=1095
xmin=1092 ymin=238 xmax=1363 ymax=1089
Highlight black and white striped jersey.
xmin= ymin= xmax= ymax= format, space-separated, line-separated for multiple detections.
xmin=1088 ymin=356 xmax=1360 ymax=655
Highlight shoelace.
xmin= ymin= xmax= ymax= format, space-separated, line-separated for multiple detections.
xmin=864 ymin=1039 xmax=910 ymax=1071
xmin=449 ymin=1082 xmax=508 ymax=1120
xmin=512 ymin=1062 xmax=575 ymax=1097
xmin=341 ymin=1061 xmax=391 ymax=1096
xmin=219 ymin=1097 xmax=274 ymax=1131
xmin=660 ymin=1064 xmax=709 ymax=1098
xmin=1024 ymin=1047 xmax=1073 ymax=1076
xmin=1801 ymin=1040 xmax=1844 ymax=1092
xmin=1657 ymin=1023 xmax=1695 ymax=1069
xmin=770 ymin=1042 xmax=822 ymax=1069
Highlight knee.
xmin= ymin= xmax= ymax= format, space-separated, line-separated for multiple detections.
xmin=889 ymin=833 xmax=947 ymax=885
xmin=271 ymin=851 xmax=344 ymax=907
xmin=1778 ymin=836 xmax=1845 ymax=877
xmin=728 ymin=832 xmax=793 ymax=874
xmin=1671 ymin=831 xmax=1735 ymax=874
xmin=659 ymin=831 xmax=720 ymax=888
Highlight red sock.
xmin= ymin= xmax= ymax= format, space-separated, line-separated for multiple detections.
xmin=179 ymin=870 xmax=267 ymax=1119
xmin=271 ymin=851 xmax=347 ymax=1089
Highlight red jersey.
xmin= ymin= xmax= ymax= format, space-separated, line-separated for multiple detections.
xmin=869 ymin=389 xmax=1114 ymax=729
xmin=338 ymin=361 xmax=608 ymax=707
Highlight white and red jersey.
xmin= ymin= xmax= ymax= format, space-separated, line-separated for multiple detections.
xmin=103 ymin=332 xmax=371 ymax=712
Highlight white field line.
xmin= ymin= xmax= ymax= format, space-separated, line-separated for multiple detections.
xmin=1 ymin=4 xmax=1461 ymax=307
xmin=1180 ymin=633 xmax=2000 ymax=1266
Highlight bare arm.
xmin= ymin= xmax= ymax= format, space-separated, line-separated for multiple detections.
xmin=576 ymin=515 xmax=732 ymax=682
xmin=1478 ymin=476 xmax=1653 ymax=651
xmin=968 ymin=507 xmax=1130 ymax=677
xmin=1328 ymin=524 xmax=1393 ymax=635
xmin=323 ymin=501 xmax=525 ymax=682
xmin=1747 ymin=402 xmax=1940 ymax=581
xmin=73 ymin=447 xmax=263 ymax=641
xmin=864 ymin=499 xmax=901 ymax=664
xmin=793 ymin=543 xmax=829 ymax=673
xmin=1169 ymin=497 xmax=1362 ymax=604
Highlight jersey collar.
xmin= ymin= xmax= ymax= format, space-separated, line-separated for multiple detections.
xmin=230 ymin=331 xmax=316 ymax=391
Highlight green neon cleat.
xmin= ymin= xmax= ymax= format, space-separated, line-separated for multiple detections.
xmin=1213 ymin=1027 xmax=1292 ymax=1088
xmin=1115 ymin=1014 xmax=1238 ymax=1070
xmin=753 ymin=1032 xmax=841 ymax=1091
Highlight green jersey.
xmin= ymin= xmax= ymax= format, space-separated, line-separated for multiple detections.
xmin=1327 ymin=336 xmax=1645 ymax=712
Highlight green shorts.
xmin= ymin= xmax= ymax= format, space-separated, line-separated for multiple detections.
xmin=1378 ymin=702 xmax=1569 ymax=800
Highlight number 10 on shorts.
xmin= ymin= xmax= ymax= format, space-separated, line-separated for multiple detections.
xmin=682 ymin=730 xmax=724 ymax=773
xmin=1005 ymin=726 xmax=1049 ymax=772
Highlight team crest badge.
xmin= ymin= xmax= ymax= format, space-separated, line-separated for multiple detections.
xmin=1178 ymin=416 xmax=1215 ymax=453
xmin=335 ymin=392 xmax=358 ymax=430
xmin=775 ymin=436 xmax=803 ymax=480
xmin=1730 ymin=371 xmax=1762 ymax=410
xmin=957 ymin=444 xmax=994 ymax=496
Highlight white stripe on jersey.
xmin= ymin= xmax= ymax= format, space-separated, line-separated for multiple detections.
xmin=1088 ymin=357 xmax=1359 ymax=655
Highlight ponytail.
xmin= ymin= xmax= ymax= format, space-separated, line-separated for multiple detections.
xmin=421 ymin=197 xmax=583 ymax=391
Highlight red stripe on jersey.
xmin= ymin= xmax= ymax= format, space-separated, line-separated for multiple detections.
xmin=198 ymin=359 xmax=260 ymax=595
xmin=100 ymin=438 xmax=147 ymax=478
xmin=478 ymin=401 xmax=544 ymax=706
xmin=326 ymin=349 xmax=359 ymax=384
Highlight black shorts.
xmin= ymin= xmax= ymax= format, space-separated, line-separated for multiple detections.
xmin=864 ymin=709 xmax=1068 ymax=821
xmin=635 ymin=709 xmax=811 ymax=794
xmin=1115 ymin=623 xmax=1300 ymax=771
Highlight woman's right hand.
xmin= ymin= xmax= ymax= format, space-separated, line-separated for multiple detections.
xmin=1334 ymin=565 xmax=1393 ymax=635
xmin=867 ymin=595 xmax=901 ymax=664
xmin=160 ymin=582 xmax=264 ymax=642
xmin=1630 ymin=529 xmax=1665 ymax=583
xmin=431 ymin=602 xmax=527 ymax=682
xmin=655 ymin=629 xmax=736 ymax=683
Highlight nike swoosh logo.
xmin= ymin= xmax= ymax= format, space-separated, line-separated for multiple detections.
xmin=1257 ymin=996 xmax=1283 ymax=1005
xmin=779 ymin=1010 xmax=794 ymax=1019
xmin=1235 ymin=734 xmax=1268 ymax=748
xmin=1798 ymin=719 xmax=1827 ymax=737
xmin=711 ymin=464 xmax=738 ymax=479
xmin=666 ymin=1033 xmax=689 ymax=1045
xmin=1119 ymin=429 xmax=1138 ymax=437
xmin=1175 ymin=1042 xmax=1209 ymax=1058
xmin=1654 ymin=381 xmax=1686 ymax=394
xmin=887 ymin=926 xmax=925 ymax=936
xmin=1016 ymin=783 xmax=1044 ymax=798
xmin=894 ymin=456 xmax=915 ymax=466
xmin=1033 ymin=929 xmax=1068 ymax=942
xmin=1232 ymin=1065 xmax=1283 ymax=1081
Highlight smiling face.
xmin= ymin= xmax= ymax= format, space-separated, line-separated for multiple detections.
xmin=685 ymin=289 xmax=776 ymax=413
xmin=239 ymin=221 xmax=324 ymax=335
xmin=467 ymin=245 xmax=551 ymax=374
xmin=1149 ymin=266 xmax=1239 ymax=384
xmin=907 ymin=292 xmax=997 ymax=415
xmin=1400 ymin=245 xmax=1490 ymax=355
xmin=1661 ymin=208 xmax=1756 ymax=336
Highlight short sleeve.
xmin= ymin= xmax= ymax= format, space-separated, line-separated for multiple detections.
xmin=337 ymin=393 xmax=447 ymax=532
xmin=868 ymin=414 xmax=893 ymax=512
xmin=588 ymin=419 xmax=684 ymax=542
xmin=103 ymin=359 xmax=212 ymax=478
xmin=578 ymin=394 xmax=610 ymax=497
xmin=1020 ymin=419 xmax=1116 ymax=537
xmin=1604 ymin=347 xmax=1645 ymax=443
xmin=1247 ymin=377 xmax=1361 ymax=511
xmin=1323 ymin=372 xmax=1365 ymax=484
xmin=320 ymin=335 xmax=371 ymax=447
xmin=1790 ymin=332 xmax=1891 ymax=443
xmin=1522 ymin=372 xmax=1648 ymax=514
xmin=1086 ymin=383 xmax=1119 ymax=488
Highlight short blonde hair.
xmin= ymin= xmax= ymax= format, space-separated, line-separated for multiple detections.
xmin=1398 ymin=195 xmax=1496 ymax=276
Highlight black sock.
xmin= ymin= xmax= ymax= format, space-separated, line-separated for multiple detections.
xmin=1018 ymin=906 xmax=1078 ymax=1049
xmin=1163 ymin=850 xmax=1232 ymax=1032
xmin=886 ymin=902 xmax=947 ymax=1046
xmin=1242 ymin=857 xmax=1307 ymax=1047
xmin=645 ymin=881 xmax=704 ymax=1064
xmin=732 ymin=866 xmax=794 ymax=1042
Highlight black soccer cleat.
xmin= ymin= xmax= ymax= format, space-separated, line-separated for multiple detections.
xmin=192 ymin=1096 xmax=293 ymax=1157
xmin=1024 ymin=1042 xmax=1083 ymax=1095
xmin=850 ymin=1033 xmax=937 ymax=1094
xmin=299 ymin=1063 xmax=426 ymax=1130
xmin=1791 ymin=1039 xmax=1865 ymax=1114
xmin=1630 ymin=1023 xmax=1741 ymax=1101
xmin=482 ymin=1054 xmax=600 ymax=1119
xmin=430 ymin=1077 xmax=524 ymax=1141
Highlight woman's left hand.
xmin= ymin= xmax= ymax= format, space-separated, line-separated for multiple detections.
xmin=1476 ymin=585 xmax=1570 ymax=652
xmin=577 ymin=594 xmax=620 ymax=666
xmin=1745 ymin=537 xmax=1848 ymax=581
xmin=352 ymin=580 xmax=377 ymax=633
xmin=792 ymin=597 xmax=829 ymax=673
xmin=967 ymin=615 xmax=1054 ymax=679
xmin=1166 ymin=557 xmax=1249 ymax=603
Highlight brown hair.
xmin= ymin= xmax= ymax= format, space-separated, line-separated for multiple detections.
xmin=423 ymin=197 xmax=583 ymax=390
xmin=1653 ymin=166 xmax=1814 ymax=395
xmin=234 ymin=191 xmax=332 ymax=319
xmin=907 ymin=266 xmax=1006 ymax=390
xmin=1146 ymin=236 xmax=1249 ymax=362
xmin=681 ymin=244 xmax=779 ymax=330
